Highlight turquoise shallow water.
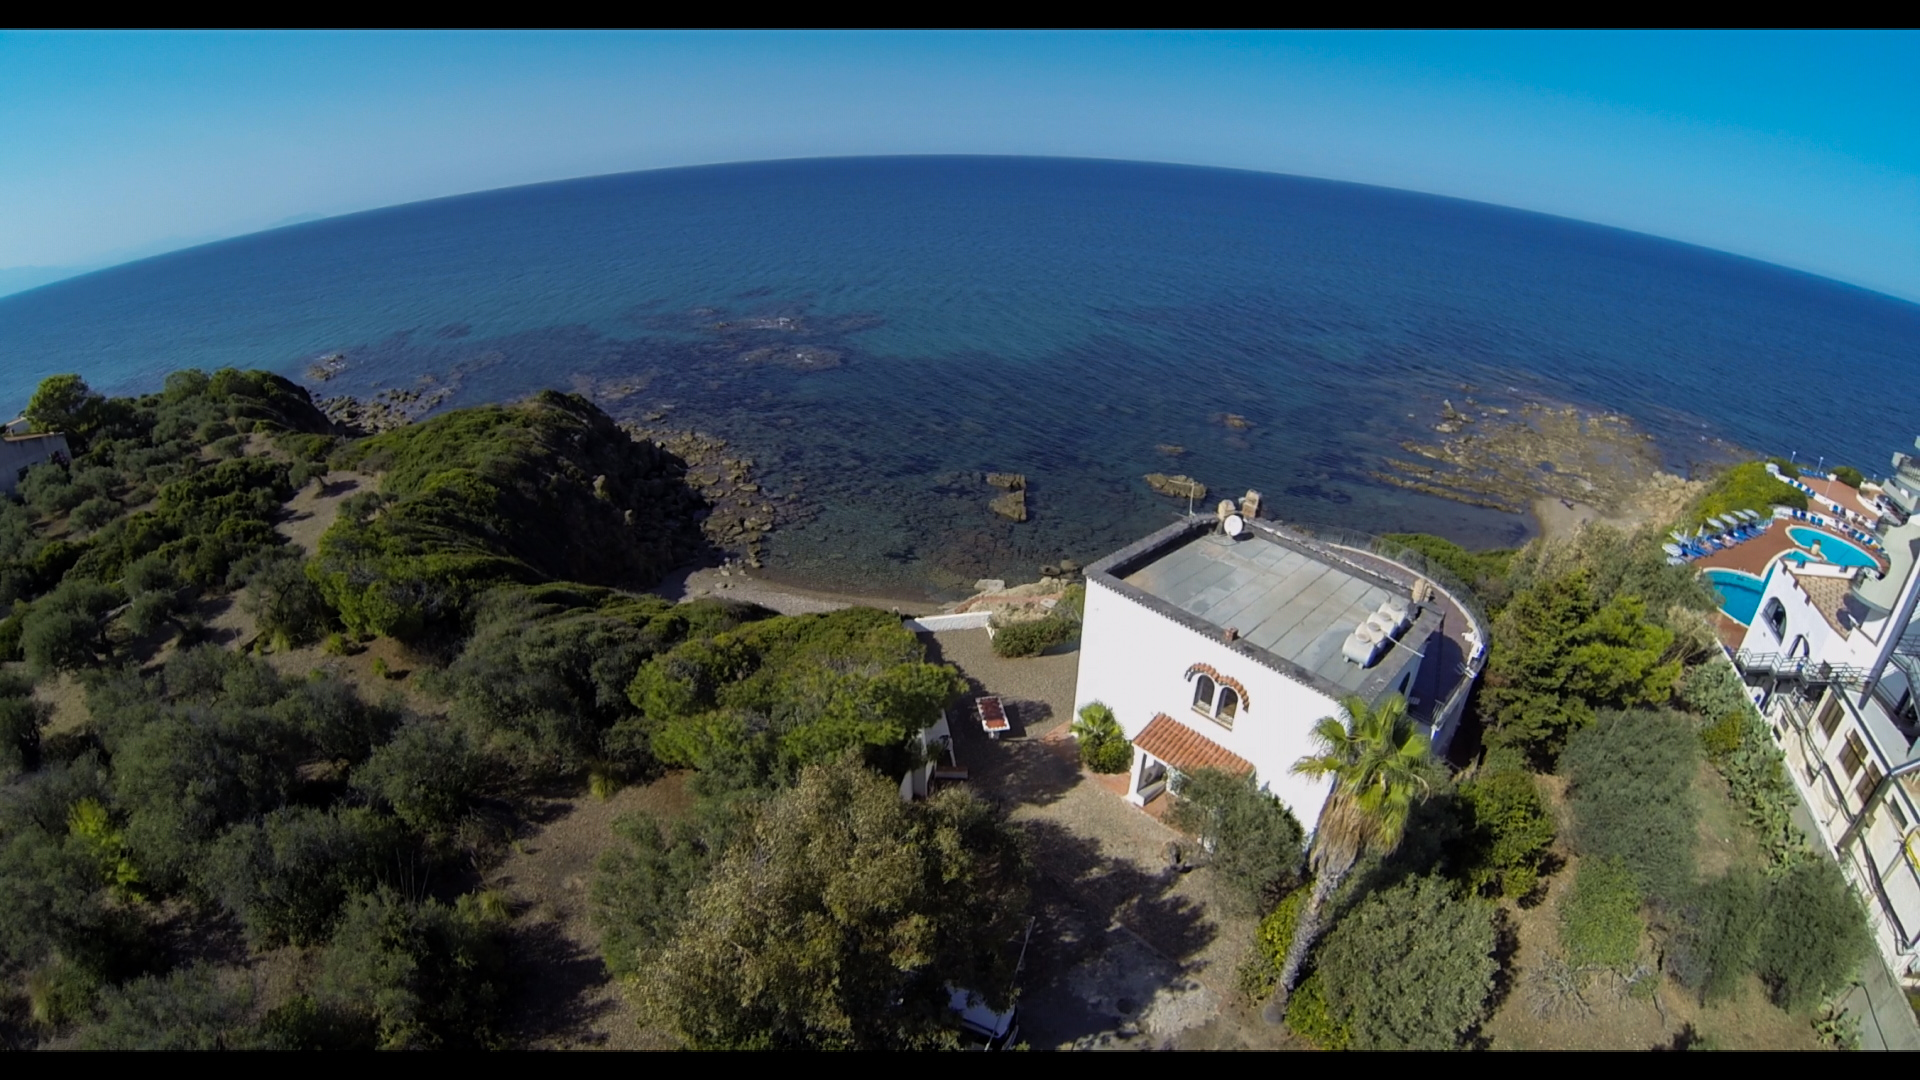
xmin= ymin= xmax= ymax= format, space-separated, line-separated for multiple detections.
xmin=3 ymin=157 xmax=1918 ymax=597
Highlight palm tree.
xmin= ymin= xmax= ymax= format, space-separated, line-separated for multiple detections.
xmin=1261 ymin=692 xmax=1439 ymax=1023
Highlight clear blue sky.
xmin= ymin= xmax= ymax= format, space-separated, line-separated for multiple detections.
xmin=2 ymin=30 xmax=1915 ymax=300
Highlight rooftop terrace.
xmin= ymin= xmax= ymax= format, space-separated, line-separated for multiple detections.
xmin=1094 ymin=519 xmax=1444 ymax=706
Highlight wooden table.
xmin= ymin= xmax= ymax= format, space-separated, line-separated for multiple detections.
xmin=976 ymin=695 xmax=1010 ymax=739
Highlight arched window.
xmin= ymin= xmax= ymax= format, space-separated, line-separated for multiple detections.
xmin=1789 ymin=635 xmax=1810 ymax=660
xmin=1215 ymin=688 xmax=1240 ymax=723
xmin=1762 ymin=598 xmax=1787 ymax=641
xmin=1192 ymin=674 xmax=1217 ymax=714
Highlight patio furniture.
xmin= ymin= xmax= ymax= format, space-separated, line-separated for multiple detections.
xmin=976 ymin=695 xmax=1011 ymax=739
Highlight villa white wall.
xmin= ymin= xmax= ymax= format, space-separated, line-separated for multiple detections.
xmin=1739 ymin=568 xmax=1869 ymax=669
xmin=1074 ymin=577 xmax=1338 ymax=831
xmin=0 ymin=434 xmax=70 ymax=496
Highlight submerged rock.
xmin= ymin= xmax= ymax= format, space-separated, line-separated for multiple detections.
xmin=986 ymin=472 xmax=1027 ymax=491
xmin=990 ymin=489 xmax=1029 ymax=522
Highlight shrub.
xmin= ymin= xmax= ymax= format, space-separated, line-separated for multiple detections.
xmin=592 ymin=809 xmax=740 ymax=980
xmin=1240 ymin=885 xmax=1306 ymax=999
xmin=1691 ymin=461 xmax=1806 ymax=527
xmin=207 ymin=805 xmax=407 ymax=947
xmin=1479 ymin=571 xmax=1682 ymax=763
xmin=1832 ymin=465 xmax=1865 ymax=489
xmin=1314 ymin=876 xmax=1498 ymax=1050
xmin=1560 ymin=709 xmax=1698 ymax=902
xmin=125 ymin=589 xmax=180 ymax=638
xmin=1759 ymin=858 xmax=1873 ymax=1009
xmin=1456 ymin=765 xmax=1556 ymax=900
xmin=1166 ymin=768 xmax=1305 ymax=910
xmin=1284 ymin=970 xmax=1352 ymax=1051
xmin=1664 ymin=869 xmax=1766 ymax=1002
xmin=1560 ymin=856 xmax=1643 ymax=970
xmin=314 ymin=888 xmax=510 ymax=1050
xmin=69 ymin=496 xmax=119 ymax=534
xmin=21 ymin=609 xmax=102 ymax=674
xmin=73 ymin=964 xmax=255 ymax=1050
xmin=989 ymin=614 xmax=1074 ymax=658
xmin=232 ymin=550 xmax=333 ymax=648
xmin=640 ymin=757 xmax=1030 ymax=1050
xmin=1070 ymin=701 xmax=1132 ymax=773
xmin=0 ymin=673 xmax=49 ymax=776
xmin=351 ymin=721 xmax=487 ymax=836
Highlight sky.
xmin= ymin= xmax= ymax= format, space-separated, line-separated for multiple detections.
xmin=1 ymin=30 xmax=1915 ymax=300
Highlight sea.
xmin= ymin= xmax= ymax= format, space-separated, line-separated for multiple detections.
xmin=3 ymin=157 xmax=1917 ymax=599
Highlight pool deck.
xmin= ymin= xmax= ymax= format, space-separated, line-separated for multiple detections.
xmin=1692 ymin=517 xmax=1887 ymax=651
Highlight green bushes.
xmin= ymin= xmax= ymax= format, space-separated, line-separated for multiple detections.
xmin=1070 ymin=701 xmax=1132 ymax=773
xmin=1662 ymin=860 xmax=1871 ymax=1010
xmin=312 ymin=888 xmax=510 ymax=1050
xmin=1382 ymin=532 xmax=1515 ymax=608
xmin=1679 ymin=660 xmax=1809 ymax=869
xmin=314 ymin=392 xmax=708 ymax=641
xmin=207 ymin=806 xmax=407 ymax=947
xmin=1690 ymin=461 xmax=1806 ymax=527
xmin=1831 ymin=465 xmax=1865 ymax=489
xmin=1663 ymin=868 xmax=1766 ymax=1002
xmin=1241 ymin=886 xmax=1305 ymax=998
xmin=1478 ymin=570 xmax=1683 ymax=763
xmin=988 ymin=583 xmax=1082 ymax=658
xmin=1757 ymin=859 xmax=1874 ymax=1009
xmin=0 ymin=673 xmax=49 ymax=777
xmin=1313 ymin=876 xmax=1498 ymax=1050
xmin=631 ymin=606 xmax=965 ymax=791
xmin=989 ymin=614 xmax=1075 ymax=658
xmin=229 ymin=548 xmax=333 ymax=649
xmin=1455 ymin=762 xmax=1556 ymax=899
xmin=1559 ymin=709 xmax=1698 ymax=902
xmin=1559 ymin=857 xmax=1644 ymax=970
xmin=1166 ymin=767 xmax=1305 ymax=911
xmin=634 ymin=756 xmax=1030 ymax=1050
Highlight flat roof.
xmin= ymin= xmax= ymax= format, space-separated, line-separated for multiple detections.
xmin=1098 ymin=519 xmax=1434 ymax=703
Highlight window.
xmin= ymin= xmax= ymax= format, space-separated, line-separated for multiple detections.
xmin=1890 ymin=798 xmax=1909 ymax=832
xmin=1762 ymin=598 xmax=1787 ymax=641
xmin=1857 ymin=763 xmax=1885 ymax=808
xmin=1840 ymin=732 xmax=1868 ymax=780
xmin=1187 ymin=670 xmax=1238 ymax=730
xmin=1192 ymin=675 xmax=1217 ymax=714
xmin=1216 ymin=688 xmax=1240 ymax=723
xmin=1818 ymin=697 xmax=1844 ymax=740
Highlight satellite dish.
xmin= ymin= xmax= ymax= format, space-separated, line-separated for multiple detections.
xmin=1223 ymin=514 xmax=1246 ymax=537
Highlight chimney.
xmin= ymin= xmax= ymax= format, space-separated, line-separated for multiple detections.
xmin=1223 ymin=627 xmax=1240 ymax=643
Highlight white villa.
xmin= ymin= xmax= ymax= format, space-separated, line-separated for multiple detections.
xmin=1733 ymin=443 xmax=1920 ymax=984
xmin=1072 ymin=502 xmax=1487 ymax=829
xmin=0 ymin=428 xmax=70 ymax=497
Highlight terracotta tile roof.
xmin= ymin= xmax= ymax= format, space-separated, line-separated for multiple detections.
xmin=1133 ymin=713 xmax=1254 ymax=777
xmin=1785 ymin=567 xmax=1862 ymax=638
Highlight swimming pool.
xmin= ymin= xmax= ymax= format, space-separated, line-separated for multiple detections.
xmin=1784 ymin=526 xmax=1879 ymax=569
xmin=1705 ymin=568 xmax=1768 ymax=626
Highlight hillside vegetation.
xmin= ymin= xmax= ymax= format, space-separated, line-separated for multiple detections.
xmin=0 ymin=371 xmax=1017 ymax=1051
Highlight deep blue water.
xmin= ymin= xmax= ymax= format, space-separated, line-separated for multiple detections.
xmin=3 ymin=157 xmax=1918 ymax=597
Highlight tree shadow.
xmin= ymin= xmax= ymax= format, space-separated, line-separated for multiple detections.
xmin=504 ymin=915 xmax=623 ymax=1048
xmin=1013 ymin=818 xmax=1219 ymax=1050
xmin=1653 ymin=1022 xmax=1707 ymax=1051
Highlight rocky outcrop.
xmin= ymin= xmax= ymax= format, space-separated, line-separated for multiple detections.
xmin=991 ymin=489 xmax=1029 ymax=522
xmin=986 ymin=472 xmax=1027 ymax=491
xmin=1145 ymin=473 xmax=1207 ymax=501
